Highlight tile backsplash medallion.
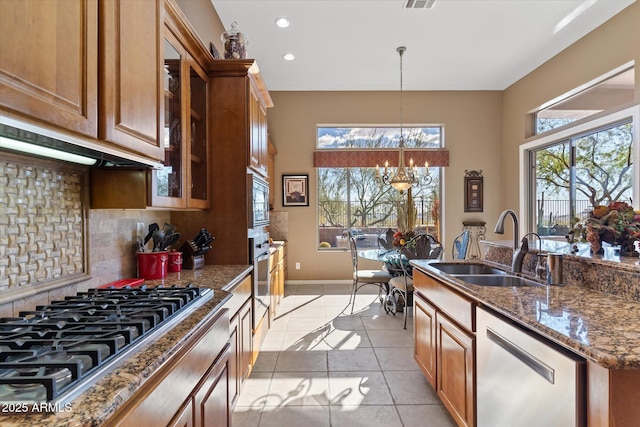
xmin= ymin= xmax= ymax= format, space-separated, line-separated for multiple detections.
xmin=0 ymin=156 xmax=169 ymax=316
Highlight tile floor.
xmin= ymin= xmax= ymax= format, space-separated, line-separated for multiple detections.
xmin=232 ymin=283 xmax=457 ymax=427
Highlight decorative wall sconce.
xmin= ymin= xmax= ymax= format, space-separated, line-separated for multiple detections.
xmin=464 ymin=170 xmax=483 ymax=212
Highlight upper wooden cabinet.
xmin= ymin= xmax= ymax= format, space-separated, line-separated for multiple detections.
xmin=0 ymin=0 xmax=164 ymax=163
xmin=0 ymin=0 xmax=98 ymax=137
xmin=210 ymin=60 xmax=273 ymax=180
xmin=149 ymin=28 xmax=210 ymax=209
xmin=99 ymin=0 xmax=164 ymax=161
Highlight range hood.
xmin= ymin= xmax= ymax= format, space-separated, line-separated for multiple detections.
xmin=0 ymin=118 xmax=162 ymax=168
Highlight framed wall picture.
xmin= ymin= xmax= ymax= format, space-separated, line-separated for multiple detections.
xmin=464 ymin=170 xmax=483 ymax=212
xmin=283 ymin=174 xmax=309 ymax=207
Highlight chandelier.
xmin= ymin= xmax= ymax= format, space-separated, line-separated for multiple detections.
xmin=376 ymin=46 xmax=431 ymax=193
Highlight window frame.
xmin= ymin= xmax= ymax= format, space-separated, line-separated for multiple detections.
xmin=315 ymin=125 xmax=444 ymax=251
xmin=520 ymin=105 xmax=640 ymax=236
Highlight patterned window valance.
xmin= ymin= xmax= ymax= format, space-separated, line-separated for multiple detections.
xmin=313 ymin=149 xmax=449 ymax=168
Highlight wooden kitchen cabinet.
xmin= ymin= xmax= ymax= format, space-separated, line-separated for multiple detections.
xmin=150 ymin=0 xmax=210 ymax=209
xmin=105 ymin=308 xmax=230 ymax=427
xmin=0 ymin=0 xmax=98 ymax=137
xmin=414 ymin=293 xmax=437 ymax=388
xmin=99 ymin=0 xmax=164 ymax=161
xmin=436 ymin=311 xmax=475 ymax=427
xmin=193 ymin=345 xmax=232 ymax=427
xmin=413 ymin=269 xmax=475 ymax=427
xmin=249 ymin=84 xmax=269 ymax=177
xmin=0 ymin=0 xmax=165 ymax=163
xmin=223 ymin=275 xmax=254 ymax=409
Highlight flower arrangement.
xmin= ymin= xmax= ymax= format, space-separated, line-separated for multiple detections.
xmin=392 ymin=230 xmax=415 ymax=247
xmin=571 ymin=201 xmax=640 ymax=255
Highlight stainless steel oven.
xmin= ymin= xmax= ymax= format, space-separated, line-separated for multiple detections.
xmin=250 ymin=231 xmax=270 ymax=329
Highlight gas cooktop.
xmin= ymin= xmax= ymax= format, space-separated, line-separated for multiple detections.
xmin=0 ymin=285 xmax=212 ymax=411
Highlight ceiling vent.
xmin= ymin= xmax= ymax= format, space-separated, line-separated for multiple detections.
xmin=404 ymin=0 xmax=436 ymax=9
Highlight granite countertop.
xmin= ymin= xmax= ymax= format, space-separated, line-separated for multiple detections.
xmin=0 ymin=265 xmax=252 ymax=427
xmin=412 ymin=259 xmax=640 ymax=370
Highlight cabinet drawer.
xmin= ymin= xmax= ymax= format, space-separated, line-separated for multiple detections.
xmin=414 ymin=270 xmax=475 ymax=332
xmin=221 ymin=275 xmax=252 ymax=317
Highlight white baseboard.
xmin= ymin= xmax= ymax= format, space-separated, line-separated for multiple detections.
xmin=284 ymin=280 xmax=351 ymax=285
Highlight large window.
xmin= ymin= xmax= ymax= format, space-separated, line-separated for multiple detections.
xmin=526 ymin=65 xmax=637 ymax=237
xmin=532 ymin=119 xmax=635 ymax=236
xmin=316 ymin=126 xmax=443 ymax=250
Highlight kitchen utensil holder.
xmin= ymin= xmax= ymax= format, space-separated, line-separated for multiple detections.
xmin=180 ymin=241 xmax=205 ymax=270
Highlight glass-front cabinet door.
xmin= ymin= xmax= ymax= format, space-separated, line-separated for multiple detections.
xmin=187 ymin=60 xmax=209 ymax=208
xmin=151 ymin=28 xmax=209 ymax=209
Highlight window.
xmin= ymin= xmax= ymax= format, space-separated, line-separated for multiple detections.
xmin=535 ymin=67 xmax=634 ymax=135
xmin=531 ymin=118 xmax=635 ymax=236
xmin=316 ymin=126 xmax=444 ymax=250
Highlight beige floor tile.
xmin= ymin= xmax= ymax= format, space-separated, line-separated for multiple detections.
xmin=284 ymin=316 xmax=330 ymax=331
xmin=329 ymin=315 xmax=365 ymax=331
xmin=231 ymin=406 xmax=262 ymax=427
xmin=266 ymin=372 xmax=331 ymax=407
xmin=252 ymin=351 xmax=279 ymax=373
xmin=267 ymin=315 xmax=289 ymax=331
xmin=384 ymin=370 xmax=441 ymax=404
xmin=321 ymin=328 xmax=372 ymax=350
xmin=281 ymin=328 xmax=331 ymax=351
xmin=328 ymin=347 xmax=381 ymax=372
xmin=259 ymin=330 xmax=285 ymax=351
xmin=286 ymin=305 xmax=326 ymax=318
xmin=323 ymin=305 xmax=351 ymax=319
xmin=322 ymin=294 xmax=352 ymax=306
xmin=330 ymin=405 xmax=403 ymax=427
xmin=274 ymin=350 xmax=328 ymax=372
xmin=396 ymin=404 xmax=457 ymax=427
xmin=323 ymin=283 xmax=351 ymax=294
xmin=295 ymin=284 xmax=326 ymax=295
xmin=374 ymin=347 xmax=420 ymax=371
xmin=258 ymin=406 xmax=331 ymax=427
xmin=366 ymin=328 xmax=414 ymax=347
xmin=236 ymin=372 xmax=273 ymax=409
xmin=361 ymin=314 xmax=405 ymax=330
xmin=327 ymin=371 xmax=394 ymax=406
xmin=351 ymin=301 xmax=390 ymax=316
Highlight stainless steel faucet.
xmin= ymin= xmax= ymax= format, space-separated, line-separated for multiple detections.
xmin=494 ymin=209 xmax=520 ymax=271
xmin=521 ymin=232 xmax=545 ymax=278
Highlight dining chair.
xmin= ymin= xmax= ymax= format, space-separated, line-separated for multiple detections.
xmin=452 ymin=230 xmax=470 ymax=260
xmin=388 ymin=233 xmax=441 ymax=329
xmin=348 ymin=233 xmax=392 ymax=314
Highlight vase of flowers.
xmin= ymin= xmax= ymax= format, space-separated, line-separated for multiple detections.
xmin=575 ymin=201 xmax=640 ymax=255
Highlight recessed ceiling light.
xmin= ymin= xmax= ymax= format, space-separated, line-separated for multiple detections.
xmin=275 ymin=17 xmax=290 ymax=28
xmin=283 ymin=53 xmax=295 ymax=61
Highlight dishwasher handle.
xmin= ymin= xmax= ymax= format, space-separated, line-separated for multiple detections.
xmin=487 ymin=327 xmax=555 ymax=384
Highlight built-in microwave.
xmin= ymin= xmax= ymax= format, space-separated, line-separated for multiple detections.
xmin=249 ymin=174 xmax=269 ymax=228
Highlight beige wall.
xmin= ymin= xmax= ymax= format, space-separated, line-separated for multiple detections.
xmin=268 ymin=91 xmax=503 ymax=280
xmin=268 ymin=2 xmax=639 ymax=281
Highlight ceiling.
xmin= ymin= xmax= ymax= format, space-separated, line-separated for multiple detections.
xmin=211 ymin=0 xmax=635 ymax=91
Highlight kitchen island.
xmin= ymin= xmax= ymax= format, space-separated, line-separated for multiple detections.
xmin=412 ymin=242 xmax=640 ymax=427
xmin=0 ymin=265 xmax=252 ymax=427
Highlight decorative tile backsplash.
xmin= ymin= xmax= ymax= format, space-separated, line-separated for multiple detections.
xmin=0 ymin=159 xmax=85 ymax=292
xmin=0 ymin=156 xmax=170 ymax=315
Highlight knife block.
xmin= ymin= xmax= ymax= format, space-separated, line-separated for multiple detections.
xmin=180 ymin=241 xmax=205 ymax=270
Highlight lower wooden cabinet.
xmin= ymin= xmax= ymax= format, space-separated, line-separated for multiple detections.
xmin=226 ymin=277 xmax=253 ymax=409
xmin=193 ymin=345 xmax=232 ymax=427
xmin=105 ymin=308 xmax=230 ymax=427
xmin=413 ymin=270 xmax=475 ymax=427
xmin=436 ymin=312 xmax=475 ymax=427
xmin=414 ymin=293 xmax=437 ymax=388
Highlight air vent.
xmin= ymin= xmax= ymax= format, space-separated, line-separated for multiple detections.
xmin=404 ymin=0 xmax=436 ymax=9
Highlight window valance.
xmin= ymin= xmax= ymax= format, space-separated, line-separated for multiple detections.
xmin=313 ymin=149 xmax=449 ymax=168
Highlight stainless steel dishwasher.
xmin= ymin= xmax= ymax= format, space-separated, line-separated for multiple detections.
xmin=477 ymin=307 xmax=586 ymax=427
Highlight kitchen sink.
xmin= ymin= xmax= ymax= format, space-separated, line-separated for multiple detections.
xmin=453 ymin=274 xmax=544 ymax=287
xmin=429 ymin=262 xmax=508 ymax=275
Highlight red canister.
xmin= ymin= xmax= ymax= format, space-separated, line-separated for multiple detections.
xmin=168 ymin=251 xmax=183 ymax=273
xmin=137 ymin=251 xmax=168 ymax=279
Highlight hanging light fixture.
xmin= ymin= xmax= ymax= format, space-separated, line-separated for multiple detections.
xmin=376 ymin=46 xmax=431 ymax=193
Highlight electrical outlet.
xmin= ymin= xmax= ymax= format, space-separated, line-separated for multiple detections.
xmin=295 ymin=262 xmax=301 ymax=270
xmin=136 ymin=223 xmax=145 ymax=237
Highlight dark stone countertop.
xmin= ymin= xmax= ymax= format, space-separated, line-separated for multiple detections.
xmin=412 ymin=259 xmax=640 ymax=370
